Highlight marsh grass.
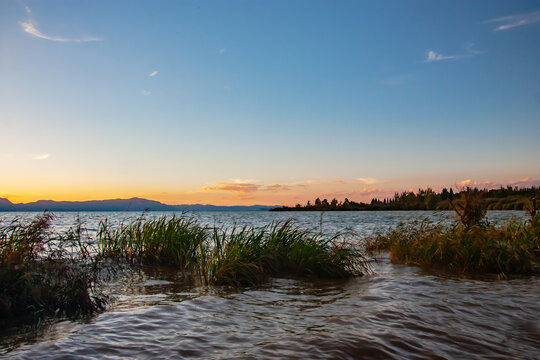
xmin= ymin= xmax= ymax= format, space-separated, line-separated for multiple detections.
xmin=202 ymin=220 xmax=371 ymax=286
xmin=97 ymin=216 xmax=370 ymax=287
xmin=2 ymin=213 xmax=370 ymax=325
xmin=97 ymin=215 xmax=207 ymax=268
xmin=0 ymin=213 xmax=106 ymax=323
xmin=366 ymin=193 xmax=540 ymax=277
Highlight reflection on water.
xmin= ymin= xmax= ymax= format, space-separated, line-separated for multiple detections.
xmin=1 ymin=211 xmax=538 ymax=359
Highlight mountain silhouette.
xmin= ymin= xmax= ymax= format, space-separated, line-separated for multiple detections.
xmin=0 ymin=197 xmax=274 ymax=212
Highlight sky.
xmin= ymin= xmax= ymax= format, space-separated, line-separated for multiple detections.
xmin=1 ymin=0 xmax=539 ymax=206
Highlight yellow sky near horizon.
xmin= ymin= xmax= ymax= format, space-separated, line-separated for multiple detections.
xmin=2 ymin=175 xmax=537 ymax=206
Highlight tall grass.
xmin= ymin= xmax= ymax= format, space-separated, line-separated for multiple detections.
xmin=366 ymin=192 xmax=540 ymax=276
xmin=202 ymin=220 xmax=371 ymax=286
xmin=97 ymin=216 xmax=370 ymax=286
xmin=97 ymin=215 xmax=207 ymax=268
xmin=2 ymin=213 xmax=369 ymax=325
xmin=0 ymin=213 xmax=106 ymax=322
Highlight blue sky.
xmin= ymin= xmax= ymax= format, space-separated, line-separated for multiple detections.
xmin=1 ymin=0 xmax=539 ymax=205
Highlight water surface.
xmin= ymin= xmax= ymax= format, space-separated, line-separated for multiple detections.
xmin=1 ymin=211 xmax=538 ymax=359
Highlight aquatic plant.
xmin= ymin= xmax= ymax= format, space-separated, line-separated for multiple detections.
xmin=97 ymin=215 xmax=207 ymax=268
xmin=203 ymin=226 xmax=268 ymax=286
xmin=0 ymin=213 xmax=106 ymax=322
xmin=451 ymin=187 xmax=487 ymax=228
xmin=203 ymin=220 xmax=370 ymax=286
xmin=97 ymin=215 xmax=370 ymax=286
xmin=366 ymin=214 xmax=540 ymax=276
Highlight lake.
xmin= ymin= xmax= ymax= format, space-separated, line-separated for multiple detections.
xmin=1 ymin=211 xmax=538 ymax=359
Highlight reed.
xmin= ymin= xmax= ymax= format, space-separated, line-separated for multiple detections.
xmin=366 ymin=195 xmax=540 ymax=276
xmin=0 ymin=213 xmax=106 ymax=322
xmin=203 ymin=226 xmax=268 ymax=286
xmin=203 ymin=220 xmax=371 ymax=286
xmin=97 ymin=215 xmax=207 ymax=269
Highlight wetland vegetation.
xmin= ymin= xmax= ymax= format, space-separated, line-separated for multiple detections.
xmin=366 ymin=189 xmax=539 ymax=277
xmin=1 ymin=213 xmax=370 ymax=325
xmin=1 ymin=189 xmax=538 ymax=328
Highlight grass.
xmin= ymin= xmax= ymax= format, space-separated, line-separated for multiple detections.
xmin=0 ymin=213 xmax=106 ymax=323
xmin=0 ymin=212 xmax=369 ymax=326
xmin=366 ymin=190 xmax=540 ymax=277
xmin=202 ymin=221 xmax=370 ymax=286
xmin=97 ymin=216 xmax=370 ymax=287
xmin=97 ymin=214 xmax=206 ymax=269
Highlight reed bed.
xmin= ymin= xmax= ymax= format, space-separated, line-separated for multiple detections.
xmin=203 ymin=221 xmax=370 ymax=286
xmin=97 ymin=215 xmax=206 ymax=268
xmin=0 ymin=213 xmax=105 ymax=323
xmin=97 ymin=216 xmax=370 ymax=286
xmin=366 ymin=191 xmax=540 ymax=276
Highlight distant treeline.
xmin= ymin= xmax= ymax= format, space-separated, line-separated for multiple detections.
xmin=270 ymin=186 xmax=540 ymax=211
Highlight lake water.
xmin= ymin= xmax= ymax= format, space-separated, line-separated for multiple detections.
xmin=1 ymin=211 xmax=539 ymax=359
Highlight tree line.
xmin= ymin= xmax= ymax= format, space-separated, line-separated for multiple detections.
xmin=270 ymin=186 xmax=540 ymax=211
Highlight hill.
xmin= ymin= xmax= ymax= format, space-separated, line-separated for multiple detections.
xmin=0 ymin=197 xmax=274 ymax=212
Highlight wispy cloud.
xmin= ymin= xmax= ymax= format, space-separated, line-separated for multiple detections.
xmin=20 ymin=20 xmax=101 ymax=42
xmin=485 ymin=10 xmax=540 ymax=31
xmin=148 ymin=70 xmax=158 ymax=77
xmin=264 ymin=184 xmax=292 ymax=192
xmin=201 ymin=181 xmax=294 ymax=195
xmin=20 ymin=5 xmax=101 ymax=42
xmin=230 ymin=178 xmax=257 ymax=184
xmin=201 ymin=182 xmax=260 ymax=194
xmin=218 ymin=48 xmax=227 ymax=54
xmin=426 ymin=50 xmax=458 ymax=62
xmin=141 ymin=90 xmax=151 ymax=96
xmin=32 ymin=153 xmax=50 ymax=160
xmin=425 ymin=43 xmax=482 ymax=63
xmin=508 ymin=177 xmax=540 ymax=187
xmin=456 ymin=179 xmax=498 ymax=189
xmin=356 ymin=177 xmax=380 ymax=185
xmin=321 ymin=188 xmax=384 ymax=199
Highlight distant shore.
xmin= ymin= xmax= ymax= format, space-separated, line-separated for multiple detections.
xmin=270 ymin=186 xmax=539 ymax=212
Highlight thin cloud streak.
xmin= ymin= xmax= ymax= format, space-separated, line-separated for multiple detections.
xmin=425 ymin=43 xmax=483 ymax=63
xmin=356 ymin=177 xmax=379 ymax=185
xmin=485 ymin=10 xmax=540 ymax=31
xmin=141 ymin=90 xmax=151 ymax=96
xmin=20 ymin=20 xmax=101 ymax=42
xmin=19 ymin=5 xmax=101 ymax=42
xmin=426 ymin=50 xmax=458 ymax=62
xmin=201 ymin=182 xmax=260 ymax=194
xmin=148 ymin=70 xmax=158 ymax=77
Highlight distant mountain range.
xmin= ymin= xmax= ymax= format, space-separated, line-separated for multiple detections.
xmin=0 ymin=197 xmax=275 ymax=212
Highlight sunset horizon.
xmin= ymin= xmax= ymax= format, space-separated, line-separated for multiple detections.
xmin=1 ymin=175 xmax=539 ymax=206
xmin=1 ymin=1 xmax=539 ymax=358
xmin=2 ymin=1 xmax=539 ymax=208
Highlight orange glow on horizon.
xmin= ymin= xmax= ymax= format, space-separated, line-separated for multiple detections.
xmin=2 ymin=176 xmax=538 ymax=207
